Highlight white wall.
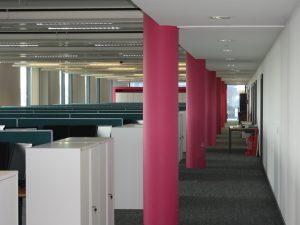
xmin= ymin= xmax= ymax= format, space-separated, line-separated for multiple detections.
xmin=249 ymin=4 xmax=300 ymax=225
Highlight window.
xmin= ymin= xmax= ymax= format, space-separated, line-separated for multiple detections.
xmin=20 ymin=67 xmax=27 ymax=106
xmin=227 ymin=85 xmax=245 ymax=120
xmin=64 ymin=73 xmax=69 ymax=104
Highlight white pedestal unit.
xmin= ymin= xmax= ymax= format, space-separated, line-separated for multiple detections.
xmin=26 ymin=139 xmax=114 ymax=225
xmin=0 ymin=171 xmax=18 ymax=225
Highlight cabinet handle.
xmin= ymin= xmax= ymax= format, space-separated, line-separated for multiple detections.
xmin=92 ymin=206 xmax=98 ymax=212
xmin=108 ymin=194 xmax=113 ymax=199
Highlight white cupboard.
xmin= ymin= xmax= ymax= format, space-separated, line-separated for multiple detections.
xmin=111 ymin=125 xmax=143 ymax=209
xmin=26 ymin=139 xmax=114 ymax=225
xmin=0 ymin=171 xmax=18 ymax=225
xmin=57 ymin=137 xmax=114 ymax=225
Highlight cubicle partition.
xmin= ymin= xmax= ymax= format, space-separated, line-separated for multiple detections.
xmin=0 ymin=130 xmax=53 ymax=146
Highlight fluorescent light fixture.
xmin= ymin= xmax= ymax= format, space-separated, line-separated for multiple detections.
xmin=223 ymin=49 xmax=232 ymax=52
xmin=88 ymin=62 xmax=121 ymax=67
xmin=95 ymin=42 xmax=143 ymax=47
xmin=227 ymin=64 xmax=235 ymax=67
xmin=0 ymin=44 xmax=38 ymax=47
xmin=210 ymin=16 xmax=231 ymax=20
xmin=48 ymin=27 xmax=120 ymax=30
xmin=34 ymin=55 xmax=78 ymax=59
xmin=37 ymin=22 xmax=112 ymax=26
xmin=108 ymin=67 xmax=137 ymax=71
xmin=225 ymin=57 xmax=235 ymax=61
xmin=29 ymin=63 xmax=60 ymax=67
xmin=179 ymin=67 xmax=186 ymax=71
xmin=178 ymin=62 xmax=186 ymax=66
xmin=133 ymin=74 xmax=144 ymax=76
xmin=121 ymin=53 xmax=143 ymax=57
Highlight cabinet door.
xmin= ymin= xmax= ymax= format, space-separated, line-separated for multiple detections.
xmin=0 ymin=175 xmax=18 ymax=225
xmin=91 ymin=146 xmax=107 ymax=225
xmin=106 ymin=141 xmax=114 ymax=225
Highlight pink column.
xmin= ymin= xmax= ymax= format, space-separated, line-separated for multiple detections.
xmin=209 ymin=71 xmax=217 ymax=145
xmin=143 ymin=14 xmax=178 ymax=225
xmin=220 ymin=81 xmax=226 ymax=127
xmin=204 ymin=69 xmax=211 ymax=145
xmin=216 ymin=77 xmax=222 ymax=134
xmin=224 ymin=83 xmax=227 ymax=124
xmin=186 ymin=54 xmax=206 ymax=168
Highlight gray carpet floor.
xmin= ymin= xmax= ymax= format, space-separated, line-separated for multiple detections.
xmin=115 ymin=127 xmax=285 ymax=225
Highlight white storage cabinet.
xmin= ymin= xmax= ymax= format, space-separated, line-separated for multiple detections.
xmin=57 ymin=137 xmax=114 ymax=225
xmin=26 ymin=139 xmax=113 ymax=225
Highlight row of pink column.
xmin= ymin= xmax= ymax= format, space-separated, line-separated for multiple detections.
xmin=186 ymin=55 xmax=228 ymax=169
xmin=143 ymin=14 xmax=228 ymax=225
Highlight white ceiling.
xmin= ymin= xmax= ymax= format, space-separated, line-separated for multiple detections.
xmin=131 ymin=0 xmax=300 ymax=83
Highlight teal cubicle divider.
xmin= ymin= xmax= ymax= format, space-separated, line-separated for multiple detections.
xmin=70 ymin=113 xmax=143 ymax=120
xmin=0 ymin=119 xmax=17 ymax=128
xmin=0 ymin=130 xmax=52 ymax=145
xmin=0 ymin=113 xmax=70 ymax=118
xmin=18 ymin=118 xmax=123 ymax=128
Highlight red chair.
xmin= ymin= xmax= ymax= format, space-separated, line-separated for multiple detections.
xmin=245 ymin=128 xmax=258 ymax=156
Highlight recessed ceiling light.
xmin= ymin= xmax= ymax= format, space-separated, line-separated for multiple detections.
xmin=218 ymin=39 xmax=232 ymax=43
xmin=210 ymin=16 xmax=231 ymax=20
xmin=223 ymin=49 xmax=232 ymax=52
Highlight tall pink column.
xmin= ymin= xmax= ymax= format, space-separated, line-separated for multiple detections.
xmin=204 ymin=69 xmax=211 ymax=145
xmin=143 ymin=14 xmax=178 ymax=225
xmin=186 ymin=54 xmax=206 ymax=168
xmin=216 ymin=77 xmax=222 ymax=134
xmin=209 ymin=71 xmax=217 ymax=145
xmin=224 ymin=83 xmax=227 ymax=124
xmin=220 ymin=81 xmax=226 ymax=127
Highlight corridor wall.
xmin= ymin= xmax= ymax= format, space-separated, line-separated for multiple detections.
xmin=249 ymin=3 xmax=300 ymax=225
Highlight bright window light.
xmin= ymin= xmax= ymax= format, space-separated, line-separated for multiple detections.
xmin=65 ymin=73 xmax=69 ymax=104
xmin=20 ymin=67 xmax=27 ymax=106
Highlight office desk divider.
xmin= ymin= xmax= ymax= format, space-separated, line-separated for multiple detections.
xmin=17 ymin=118 xmax=123 ymax=129
xmin=70 ymin=113 xmax=143 ymax=121
xmin=0 ymin=119 xmax=17 ymax=128
xmin=0 ymin=113 xmax=70 ymax=118
xmin=0 ymin=130 xmax=53 ymax=146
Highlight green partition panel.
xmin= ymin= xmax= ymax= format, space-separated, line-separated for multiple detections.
xmin=18 ymin=118 xmax=123 ymax=128
xmin=70 ymin=113 xmax=143 ymax=120
xmin=0 ymin=119 xmax=17 ymax=128
xmin=0 ymin=130 xmax=52 ymax=145
xmin=0 ymin=113 xmax=70 ymax=118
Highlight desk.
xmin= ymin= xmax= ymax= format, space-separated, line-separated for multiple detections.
xmin=229 ymin=126 xmax=257 ymax=152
